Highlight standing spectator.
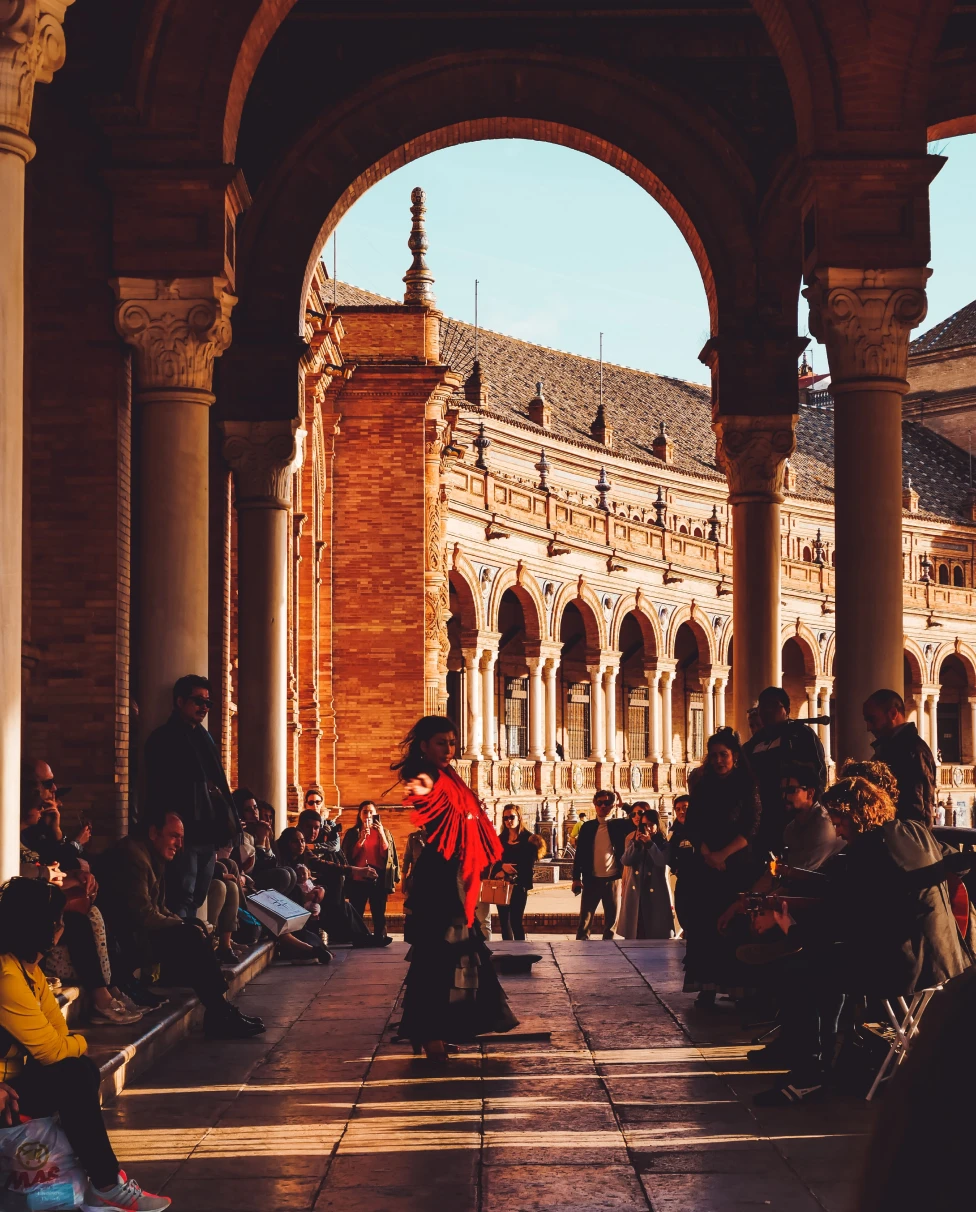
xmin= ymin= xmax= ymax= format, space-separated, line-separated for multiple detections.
xmin=743 ymin=686 xmax=826 ymax=856
xmin=303 ymin=789 xmax=342 ymax=851
xmin=571 ymin=791 xmax=631 ymax=940
xmin=668 ymin=794 xmax=692 ymax=937
xmin=342 ymin=802 xmax=399 ymax=941
xmin=683 ymin=727 xmax=761 ymax=1007
xmin=493 ymin=804 xmax=545 ymax=941
xmin=863 ymin=688 xmax=937 ymax=827
xmin=143 ymin=675 xmax=239 ymax=919
xmin=94 ymin=812 xmax=265 ymax=1039
xmin=401 ymin=829 xmax=425 ymax=898
xmin=618 ymin=806 xmax=674 ymax=939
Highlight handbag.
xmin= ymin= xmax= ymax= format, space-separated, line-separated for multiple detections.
xmin=478 ymin=877 xmax=514 ymax=906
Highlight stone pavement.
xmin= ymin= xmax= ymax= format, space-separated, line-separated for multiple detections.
xmin=102 ymin=941 xmax=875 ymax=1212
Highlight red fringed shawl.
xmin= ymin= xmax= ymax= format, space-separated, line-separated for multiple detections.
xmin=403 ymin=765 xmax=502 ymax=927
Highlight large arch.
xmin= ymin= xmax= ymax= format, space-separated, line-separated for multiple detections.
xmin=609 ymin=595 xmax=662 ymax=659
xmin=487 ymin=567 xmax=546 ymax=646
xmin=448 ymin=563 xmax=485 ymax=634
xmin=551 ymin=583 xmax=607 ymax=655
xmin=665 ymin=605 xmax=716 ymax=666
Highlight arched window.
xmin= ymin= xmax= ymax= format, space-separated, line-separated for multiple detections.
xmin=692 ymin=526 xmax=703 ymax=538
xmin=679 ymin=524 xmax=688 ymax=535
xmin=802 ymin=545 xmax=812 ymax=563
xmin=939 ymin=563 xmax=950 ymax=585
xmin=954 ymin=565 xmax=965 ymax=587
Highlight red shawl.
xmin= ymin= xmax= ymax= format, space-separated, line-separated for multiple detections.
xmin=403 ymin=765 xmax=502 ymax=927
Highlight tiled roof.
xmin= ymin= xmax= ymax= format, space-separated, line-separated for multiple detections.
xmin=329 ymin=279 xmax=975 ymax=526
xmin=911 ymin=300 xmax=976 ymax=355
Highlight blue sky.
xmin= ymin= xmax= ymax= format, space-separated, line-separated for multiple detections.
xmin=330 ymin=135 xmax=976 ymax=386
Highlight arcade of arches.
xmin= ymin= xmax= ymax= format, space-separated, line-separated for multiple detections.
xmin=6 ymin=0 xmax=976 ymax=877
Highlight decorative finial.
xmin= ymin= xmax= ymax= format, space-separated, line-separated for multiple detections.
xmin=464 ymin=359 xmax=489 ymax=408
xmin=813 ymin=527 xmax=825 ymax=566
xmin=799 ymin=350 xmax=813 ymax=377
xmin=535 ymin=448 xmax=551 ymax=492
xmin=473 ymin=422 xmax=491 ymax=472
xmin=707 ymin=504 xmax=720 ymax=543
xmin=653 ymin=485 xmax=667 ymax=527
xmin=595 ymin=467 xmax=611 ymax=513
xmin=652 ymin=422 xmax=673 ymax=465
xmin=528 ymin=380 xmax=550 ymax=428
xmin=403 ymin=187 xmax=436 ymax=306
xmin=591 ymin=400 xmax=613 ymax=448
xmin=919 ymin=551 xmax=933 ymax=584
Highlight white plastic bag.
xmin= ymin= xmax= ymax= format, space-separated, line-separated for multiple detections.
xmin=0 ymin=1116 xmax=86 ymax=1209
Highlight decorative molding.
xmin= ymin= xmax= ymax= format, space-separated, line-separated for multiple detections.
xmin=804 ymin=268 xmax=929 ymax=390
xmin=0 ymin=0 xmax=72 ymax=145
xmin=113 ymin=277 xmax=236 ymax=394
xmin=713 ymin=413 xmax=797 ymax=505
xmin=223 ymin=421 xmax=305 ymax=509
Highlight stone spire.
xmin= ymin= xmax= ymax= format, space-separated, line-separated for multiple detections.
xmin=590 ymin=400 xmax=613 ymax=448
xmin=528 ymin=380 xmax=550 ymax=428
xmin=402 ymin=186 xmax=436 ymax=306
xmin=464 ymin=359 xmax=489 ymax=408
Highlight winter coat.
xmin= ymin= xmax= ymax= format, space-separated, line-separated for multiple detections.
xmin=572 ymin=817 xmax=632 ymax=883
xmin=492 ymin=830 xmax=545 ymax=890
xmin=617 ymin=831 xmax=674 ymax=939
xmin=143 ymin=711 xmax=238 ymax=846
xmin=871 ymin=723 xmax=937 ymax=828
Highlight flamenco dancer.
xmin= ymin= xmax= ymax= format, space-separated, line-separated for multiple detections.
xmin=394 ymin=715 xmax=518 ymax=1060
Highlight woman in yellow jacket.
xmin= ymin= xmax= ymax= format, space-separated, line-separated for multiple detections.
xmin=0 ymin=878 xmax=170 ymax=1211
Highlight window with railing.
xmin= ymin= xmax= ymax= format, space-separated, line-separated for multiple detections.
xmin=689 ymin=703 xmax=705 ymax=761
xmin=627 ymin=685 xmax=650 ymax=760
xmin=504 ymin=676 xmax=529 ymax=758
xmin=565 ymin=680 xmax=592 ymax=760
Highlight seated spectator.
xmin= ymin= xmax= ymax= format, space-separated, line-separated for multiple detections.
xmin=257 ymin=800 xmax=277 ymax=833
xmin=295 ymin=863 xmax=325 ymax=923
xmin=232 ymin=788 xmax=260 ymax=828
xmin=0 ymin=878 xmax=170 ymax=1210
xmin=94 ymin=812 xmax=266 ymax=1039
xmin=341 ymin=802 xmax=399 ymax=941
xmin=292 ymin=812 xmax=382 ymax=947
xmin=247 ymin=820 xmax=297 ymax=895
xmin=207 ymin=848 xmax=246 ymax=965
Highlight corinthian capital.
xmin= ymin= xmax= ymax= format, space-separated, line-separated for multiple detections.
xmin=0 ymin=0 xmax=72 ymax=144
xmin=713 ymin=414 xmax=797 ymax=505
xmin=113 ymin=277 xmax=236 ymax=395
xmin=223 ymin=421 xmax=305 ymax=510
xmin=804 ymin=268 xmax=929 ymax=391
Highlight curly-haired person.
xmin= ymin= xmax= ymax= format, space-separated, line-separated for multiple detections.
xmin=753 ymin=774 xmax=970 ymax=1106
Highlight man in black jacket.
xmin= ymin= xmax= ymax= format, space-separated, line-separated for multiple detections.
xmin=571 ymin=791 xmax=632 ymax=939
xmin=143 ymin=675 xmax=239 ymax=919
xmin=863 ymin=688 xmax=936 ymax=828
xmin=743 ymin=686 xmax=827 ymax=857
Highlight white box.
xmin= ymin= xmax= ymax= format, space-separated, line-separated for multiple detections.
xmin=246 ymin=889 xmax=310 ymax=937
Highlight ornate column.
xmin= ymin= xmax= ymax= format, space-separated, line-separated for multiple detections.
xmin=713 ymin=669 xmax=728 ymax=729
xmin=700 ymin=673 xmax=716 ymax=740
xmin=526 ymin=657 xmax=545 ymax=762
xmin=424 ymin=416 xmax=450 ymax=715
xmin=543 ymin=653 xmax=560 ymax=761
xmin=920 ymin=686 xmax=940 ymax=759
xmin=588 ymin=663 xmax=607 ymax=764
xmin=647 ymin=668 xmax=662 ymax=762
xmin=114 ymin=278 xmax=235 ymax=745
xmin=660 ymin=667 xmax=675 ymax=764
xmin=806 ymin=268 xmax=929 ymax=759
xmin=480 ymin=641 xmax=500 ymax=761
xmin=223 ymin=421 xmax=304 ymax=811
xmin=604 ymin=660 xmax=621 ymax=764
xmin=817 ymin=683 xmax=834 ymax=766
xmin=805 ymin=682 xmax=818 ymax=721
xmin=714 ymin=415 xmax=795 ymax=734
xmin=460 ymin=642 xmax=483 ymax=760
xmin=0 ymin=1 xmax=73 ymax=877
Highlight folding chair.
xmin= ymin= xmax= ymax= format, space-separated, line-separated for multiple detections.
xmin=864 ymin=984 xmax=942 ymax=1101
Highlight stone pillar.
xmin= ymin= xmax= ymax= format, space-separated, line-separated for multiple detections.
xmin=588 ymin=664 xmax=607 ymax=763
xmin=544 ymin=655 xmax=560 ymax=761
xmin=817 ymin=684 xmax=834 ymax=766
xmin=805 ymin=683 xmax=818 ymax=721
xmin=714 ymin=674 xmax=727 ymax=729
xmin=461 ymin=646 xmax=483 ymax=760
xmin=701 ymin=674 xmax=716 ymax=740
xmin=223 ymin=422 xmax=305 ymax=811
xmin=526 ymin=657 xmax=545 ymax=762
xmin=968 ymin=698 xmax=976 ymax=766
xmin=714 ymin=415 xmax=795 ymax=734
xmin=114 ymin=278 xmax=235 ymax=743
xmin=604 ymin=664 xmax=620 ymax=768
xmin=647 ymin=669 xmax=662 ymax=762
xmin=0 ymin=1 xmax=72 ymax=877
xmin=481 ymin=645 xmax=499 ymax=761
xmin=424 ymin=416 xmax=450 ymax=715
xmin=921 ymin=687 xmax=940 ymax=759
xmin=660 ymin=668 xmax=675 ymax=763
xmin=806 ymin=268 xmax=928 ymax=759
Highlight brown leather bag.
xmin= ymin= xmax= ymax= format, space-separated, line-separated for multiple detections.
xmin=478 ymin=877 xmax=514 ymax=906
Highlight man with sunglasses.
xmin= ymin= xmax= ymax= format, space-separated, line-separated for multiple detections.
xmin=571 ymin=790 xmax=631 ymax=939
xmin=144 ymin=675 xmax=238 ymax=920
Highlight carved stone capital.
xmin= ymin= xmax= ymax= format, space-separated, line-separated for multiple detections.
xmin=223 ymin=421 xmax=305 ymax=510
xmin=0 ymin=0 xmax=72 ymax=147
xmin=713 ymin=414 xmax=797 ymax=505
xmin=804 ymin=268 xmax=929 ymax=391
xmin=113 ymin=277 xmax=236 ymax=396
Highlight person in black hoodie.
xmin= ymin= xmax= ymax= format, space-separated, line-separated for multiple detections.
xmin=492 ymin=805 xmax=545 ymax=941
xmin=143 ymin=675 xmax=240 ymax=920
xmin=863 ymin=688 xmax=936 ymax=827
xmin=683 ymin=727 xmax=761 ymax=1006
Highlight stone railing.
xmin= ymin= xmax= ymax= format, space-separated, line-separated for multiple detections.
xmin=938 ymin=763 xmax=975 ymax=789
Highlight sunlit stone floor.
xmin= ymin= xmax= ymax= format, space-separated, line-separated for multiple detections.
xmin=102 ymin=941 xmax=875 ymax=1211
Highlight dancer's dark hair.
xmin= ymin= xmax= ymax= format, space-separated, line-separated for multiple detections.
xmin=391 ymin=715 xmax=458 ymax=783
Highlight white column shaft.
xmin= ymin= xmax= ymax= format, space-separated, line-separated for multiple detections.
xmin=702 ymin=677 xmax=715 ymax=740
xmin=544 ymin=659 xmax=559 ymax=761
xmin=462 ymin=653 xmax=483 ymax=759
xmin=661 ymin=674 xmax=674 ymax=763
xmin=604 ymin=669 xmax=618 ymax=763
xmin=482 ymin=652 xmax=498 ymax=760
xmin=648 ymin=673 xmax=662 ymax=762
xmin=528 ymin=660 xmax=545 ymax=761
xmin=590 ymin=667 xmax=606 ymax=762
xmin=714 ymin=680 xmax=726 ymax=729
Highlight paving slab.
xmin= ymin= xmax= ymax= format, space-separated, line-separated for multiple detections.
xmin=107 ymin=939 xmax=871 ymax=1210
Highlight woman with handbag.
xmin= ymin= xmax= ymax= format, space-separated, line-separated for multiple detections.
xmin=492 ymin=805 xmax=545 ymax=941
xmin=396 ymin=716 xmax=518 ymax=1060
xmin=0 ymin=877 xmax=170 ymax=1210
xmin=341 ymin=801 xmax=400 ymax=941
xmin=617 ymin=805 xmax=674 ymax=939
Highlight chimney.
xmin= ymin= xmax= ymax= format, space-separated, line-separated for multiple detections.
xmin=528 ymin=380 xmax=550 ymax=428
xmin=903 ymin=476 xmax=919 ymax=514
xmin=464 ymin=359 xmax=489 ymax=409
xmin=652 ymin=421 xmax=673 ymax=464
xmin=590 ymin=401 xmax=613 ymax=448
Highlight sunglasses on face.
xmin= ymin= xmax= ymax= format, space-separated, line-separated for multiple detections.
xmin=502 ymin=815 xmax=517 ymax=822
xmin=188 ymin=695 xmax=210 ymax=708
xmin=39 ymin=778 xmax=56 ymax=790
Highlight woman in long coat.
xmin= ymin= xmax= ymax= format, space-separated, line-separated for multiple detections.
xmin=617 ymin=806 xmax=674 ymax=939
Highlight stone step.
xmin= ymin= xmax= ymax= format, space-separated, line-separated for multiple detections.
xmin=53 ymin=941 xmax=274 ymax=1102
xmin=367 ymin=912 xmax=602 ymax=934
